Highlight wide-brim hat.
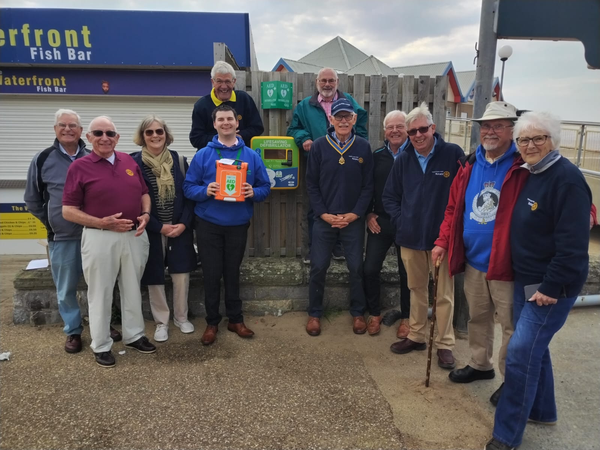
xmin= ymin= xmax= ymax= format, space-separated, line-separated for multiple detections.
xmin=472 ymin=101 xmax=518 ymax=122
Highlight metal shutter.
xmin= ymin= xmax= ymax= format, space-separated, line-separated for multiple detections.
xmin=0 ymin=95 xmax=198 ymax=181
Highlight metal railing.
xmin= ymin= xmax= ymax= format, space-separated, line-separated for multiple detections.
xmin=444 ymin=118 xmax=600 ymax=175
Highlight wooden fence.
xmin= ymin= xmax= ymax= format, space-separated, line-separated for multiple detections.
xmin=235 ymin=71 xmax=448 ymax=257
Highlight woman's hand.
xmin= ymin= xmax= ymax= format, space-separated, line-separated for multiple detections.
xmin=529 ymin=291 xmax=558 ymax=306
xmin=367 ymin=213 xmax=381 ymax=234
xmin=166 ymin=223 xmax=186 ymax=238
xmin=160 ymin=224 xmax=175 ymax=236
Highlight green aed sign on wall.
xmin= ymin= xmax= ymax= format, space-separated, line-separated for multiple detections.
xmin=261 ymin=81 xmax=293 ymax=110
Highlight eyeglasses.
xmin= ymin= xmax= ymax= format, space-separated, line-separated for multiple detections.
xmin=407 ymin=124 xmax=432 ymax=136
xmin=480 ymin=123 xmax=513 ymax=133
xmin=516 ymin=135 xmax=550 ymax=148
xmin=318 ymin=78 xmax=337 ymax=84
xmin=213 ymin=78 xmax=234 ymax=86
xmin=333 ymin=113 xmax=354 ymax=122
xmin=57 ymin=123 xmax=80 ymax=130
xmin=90 ymin=130 xmax=117 ymax=138
xmin=385 ymin=125 xmax=406 ymax=131
xmin=144 ymin=128 xmax=165 ymax=137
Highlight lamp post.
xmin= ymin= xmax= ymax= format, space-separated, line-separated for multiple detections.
xmin=498 ymin=45 xmax=513 ymax=100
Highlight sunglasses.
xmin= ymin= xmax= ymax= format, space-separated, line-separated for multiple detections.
xmin=144 ymin=128 xmax=165 ymax=137
xmin=407 ymin=124 xmax=432 ymax=137
xmin=90 ymin=130 xmax=117 ymax=137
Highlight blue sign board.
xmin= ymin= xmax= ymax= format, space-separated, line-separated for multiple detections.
xmin=0 ymin=8 xmax=252 ymax=68
xmin=0 ymin=67 xmax=212 ymax=96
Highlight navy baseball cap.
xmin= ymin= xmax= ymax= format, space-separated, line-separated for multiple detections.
xmin=331 ymin=98 xmax=355 ymax=116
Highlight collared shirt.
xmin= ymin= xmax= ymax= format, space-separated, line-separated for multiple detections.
xmin=387 ymin=139 xmax=409 ymax=160
xmin=318 ymin=92 xmax=338 ymax=118
xmin=331 ymin=131 xmax=353 ymax=147
xmin=58 ymin=143 xmax=83 ymax=161
xmin=211 ymin=88 xmax=237 ymax=106
xmin=415 ymin=137 xmax=437 ymax=173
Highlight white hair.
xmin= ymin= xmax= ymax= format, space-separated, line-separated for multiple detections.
xmin=317 ymin=67 xmax=338 ymax=80
xmin=87 ymin=115 xmax=118 ymax=133
xmin=513 ymin=111 xmax=562 ymax=149
xmin=211 ymin=61 xmax=236 ymax=79
xmin=54 ymin=109 xmax=82 ymax=127
xmin=383 ymin=110 xmax=407 ymax=129
xmin=406 ymin=102 xmax=433 ymax=128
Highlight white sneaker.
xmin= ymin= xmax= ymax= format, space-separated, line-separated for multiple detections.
xmin=154 ymin=324 xmax=169 ymax=342
xmin=174 ymin=319 xmax=195 ymax=334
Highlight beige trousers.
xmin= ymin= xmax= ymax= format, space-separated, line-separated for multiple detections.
xmin=148 ymin=234 xmax=190 ymax=325
xmin=463 ymin=264 xmax=514 ymax=376
xmin=82 ymin=228 xmax=149 ymax=353
xmin=401 ymin=247 xmax=455 ymax=349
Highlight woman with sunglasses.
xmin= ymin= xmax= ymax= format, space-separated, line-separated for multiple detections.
xmin=131 ymin=115 xmax=197 ymax=343
xmin=485 ymin=111 xmax=592 ymax=450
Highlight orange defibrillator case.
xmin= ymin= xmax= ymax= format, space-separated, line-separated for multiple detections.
xmin=214 ymin=159 xmax=248 ymax=202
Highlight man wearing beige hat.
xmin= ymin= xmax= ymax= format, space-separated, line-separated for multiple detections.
xmin=432 ymin=101 xmax=525 ymax=406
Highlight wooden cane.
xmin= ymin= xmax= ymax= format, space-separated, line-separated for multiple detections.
xmin=425 ymin=259 xmax=441 ymax=387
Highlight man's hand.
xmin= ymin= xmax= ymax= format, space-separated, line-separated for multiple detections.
xmin=243 ymin=182 xmax=254 ymax=198
xmin=338 ymin=213 xmax=359 ymax=224
xmin=431 ymin=245 xmax=447 ymax=264
xmin=367 ymin=213 xmax=381 ymax=234
xmin=100 ymin=212 xmax=134 ymax=232
xmin=135 ymin=212 xmax=149 ymax=237
xmin=166 ymin=223 xmax=186 ymax=238
xmin=320 ymin=213 xmax=348 ymax=229
xmin=529 ymin=291 xmax=558 ymax=306
xmin=207 ymin=182 xmax=220 ymax=197
xmin=303 ymin=139 xmax=313 ymax=152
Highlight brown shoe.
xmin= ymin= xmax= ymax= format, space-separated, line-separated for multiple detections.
xmin=200 ymin=325 xmax=218 ymax=346
xmin=353 ymin=316 xmax=367 ymax=334
xmin=367 ymin=315 xmax=382 ymax=335
xmin=390 ymin=338 xmax=426 ymax=354
xmin=227 ymin=322 xmax=255 ymax=338
xmin=396 ymin=319 xmax=410 ymax=339
xmin=437 ymin=349 xmax=456 ymax=370
xmin=65 ymin=334 xmax=82 ymax=353
xmin=306 ymin=317 xmax=321 ymax=336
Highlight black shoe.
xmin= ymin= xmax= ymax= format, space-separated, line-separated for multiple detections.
xmin=490 ymin=382 xmax=504 ymax=407
xmin=125 ymin=336 xmax=157 ymax=354
xmin=448 ymin=365 xmax=495 ymax=383
xmin=110 ymin=326 xmax=122 ymax=342
xmin=484 ymin=438 xmax=515 ymax=450
xmin=94 ymin=351 xmax=116 ymax=368
xmin=382 ymin=309 xmax=403 ymax=326
xmin=331 ymin=245 xmax=345 ymax=261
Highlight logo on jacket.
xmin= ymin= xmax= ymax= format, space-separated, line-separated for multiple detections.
xmin=527 ymin=198 xmax=538 ymax=211
xmin=443 ymin=171 xmax=450 ymax=178
xmin=237 ymin=114 xmax=243 ymax=121
xmin=126 ymin=169 xmax=134 ymax=176
xmin=470 ymin=182 xmax=500 ymax=224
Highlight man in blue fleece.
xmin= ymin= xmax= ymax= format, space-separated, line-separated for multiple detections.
xmin=305 ymin=98 xmax=374 ymax=336
xmin=183 ymin=105 xmax=271 ymax=346
xmin=383 ymin=102 xmax=464 ymax=370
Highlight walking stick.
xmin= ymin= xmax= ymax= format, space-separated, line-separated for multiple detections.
xmin=425 ymin=258 xmax=441 ymax=387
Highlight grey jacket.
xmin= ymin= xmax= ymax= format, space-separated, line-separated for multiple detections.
xmin=24 ymin=139 xmax=90 ymax=241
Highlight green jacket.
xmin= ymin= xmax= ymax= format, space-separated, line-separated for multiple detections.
xmin=286 ymin=90 xmax=368 ymax=150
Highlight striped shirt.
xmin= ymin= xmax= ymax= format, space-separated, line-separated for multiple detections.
xmin=143 ymin=164 xmax=175 ymax=223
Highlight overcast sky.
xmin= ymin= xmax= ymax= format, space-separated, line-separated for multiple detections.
xmin=7 ymin=0 xmax=600 ymax=122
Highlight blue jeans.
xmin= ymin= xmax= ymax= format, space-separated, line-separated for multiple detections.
xmin=308 ymin=218 xmax=365 ymax=317
xmin=493 ymin=279 xmax=577 ymax=447
xmin=48 ymin=240 xmax=83 ymax=335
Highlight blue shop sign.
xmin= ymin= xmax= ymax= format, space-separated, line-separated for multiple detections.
xmin=0 ymin=8 xmax=252 ymax=67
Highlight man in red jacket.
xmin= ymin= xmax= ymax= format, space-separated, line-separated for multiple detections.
xmin=432 ymin=102 xmax=527 ymax=406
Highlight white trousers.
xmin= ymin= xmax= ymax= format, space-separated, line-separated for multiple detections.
xmin=82 ymin=228 xmax=149 ymax=353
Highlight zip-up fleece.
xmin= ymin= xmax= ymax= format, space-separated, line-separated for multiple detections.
xmin=24 ymin=139 xmax=90 ymax=241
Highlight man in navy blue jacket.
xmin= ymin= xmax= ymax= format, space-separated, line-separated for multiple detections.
xmin=382 ymin=103 xmax=464 ymax=369
xmin=305 ymin=98 xmax=374 ymax=336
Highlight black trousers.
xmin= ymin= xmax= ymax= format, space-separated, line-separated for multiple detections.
xmin=196 ymin=217 xmax=249 ymax=326
xmin=308 ymin=218 xmax=366 ymax=317
xmin=363 ymin=215 xmax=410 ymax=317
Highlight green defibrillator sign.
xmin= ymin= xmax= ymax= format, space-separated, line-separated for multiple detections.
xmin=251 ymin=136 xmax=299 ymax=190
xmin=261 ymin=81 xmax=293 ymax=110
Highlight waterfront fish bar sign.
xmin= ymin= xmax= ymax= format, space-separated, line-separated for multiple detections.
xmin=0 ymin=8 xmax=254 ymax=67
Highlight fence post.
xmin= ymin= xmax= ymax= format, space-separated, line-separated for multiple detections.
xmin=576 ymin=124 xmax=586 ymax=167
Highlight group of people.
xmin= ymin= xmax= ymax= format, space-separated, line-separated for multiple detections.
xmin=25 ymin=61 xmax=596 ymax=450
